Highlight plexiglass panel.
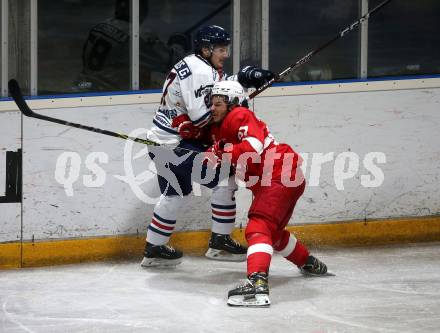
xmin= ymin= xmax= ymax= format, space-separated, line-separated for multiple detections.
xmin=139 ymin=0 xmax=232 ymax=89
xmin=38 ymin=0 xmax=131 ymax=94
xmin=368 ymin=0 xmax=440 ymax=77
xmin=269 ymin=0 xmax=359 ymax=82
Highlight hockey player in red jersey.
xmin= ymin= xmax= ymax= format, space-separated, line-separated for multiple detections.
xmin=206 ymin=80 xmax=329 ymax=307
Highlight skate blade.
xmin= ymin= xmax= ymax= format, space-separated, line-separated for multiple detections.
xmin=299 ymin=269 xmax=336 ymax=277
xmin=140 ymin=257 xmax=182 ymax=268
xmin=227 ymin=294 xmax=270 ymax=307
xmin=205 ymin=248 xmax=246 ymax=262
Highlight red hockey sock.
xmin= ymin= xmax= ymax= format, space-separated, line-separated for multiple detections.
xmin=246 ymin=232 xmax=273 ymax=276
xmin=286 ymin=241 xmax=309 ymax=267
xmin=275 ymin=231 xmax=309 ymax=267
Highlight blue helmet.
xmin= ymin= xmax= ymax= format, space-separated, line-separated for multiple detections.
xmin=194 ymin=25 xmax=231 ymax=53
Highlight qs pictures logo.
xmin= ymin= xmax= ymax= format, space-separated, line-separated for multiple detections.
xmin=54 ymin=128 xmax=162 ymax=204
xmin=54 ymin=128 xmax=387 ymax=201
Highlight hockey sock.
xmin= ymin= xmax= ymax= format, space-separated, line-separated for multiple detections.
xmin=146 ymin=195 xmax=186 ymax=245
xmin=210 ymin=202 xmax=236 ymax=234
xmin=246 ymin=232 xmax=273 ymax=276
xmin=211 ymin=177 xmax=237 ymax=235
xmin=274 ymin=231 xmax=309 ymax=267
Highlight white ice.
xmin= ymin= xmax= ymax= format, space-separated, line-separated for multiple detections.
xmin=1 ymin=242 xmax=440 ymax=333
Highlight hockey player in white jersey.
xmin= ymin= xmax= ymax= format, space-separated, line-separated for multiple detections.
xmin=141 ymin=25 xmax=275 ymax=267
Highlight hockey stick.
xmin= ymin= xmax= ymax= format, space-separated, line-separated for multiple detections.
xmin=248 ymin=0 xmax=393 ymax=100
xmin=7 ymin=80 xmax=212 ymax=155
xmin=184 ymin=1 xmax=231 ymax=35
xmin=8 ymin=79 xmax=160 ymax=146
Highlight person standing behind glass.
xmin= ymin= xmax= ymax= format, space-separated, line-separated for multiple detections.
xmin=74 ymin=0 xmax=189 ymax=92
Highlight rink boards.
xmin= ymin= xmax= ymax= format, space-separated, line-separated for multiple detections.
xmin=1 ymin=76 xmax=440 ymax=268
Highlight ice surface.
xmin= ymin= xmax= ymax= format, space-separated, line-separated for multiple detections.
xmin=1 ymin=242 xmax=439 ymax=333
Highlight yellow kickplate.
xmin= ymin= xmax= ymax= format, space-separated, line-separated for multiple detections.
xmin=1 ymin=216 xmax=439 ymax=269
xmin=20 ymin=236 xmax=145 ymax=268
xmin=0 ymin=242 xmax=21 ymax=269
xmin=289 ymin=216 xmax=440 ymax=247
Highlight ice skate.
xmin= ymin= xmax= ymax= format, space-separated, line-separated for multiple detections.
xmin=205 ymin=232 xmax=247 ymax=262
xmin=299 ymin=255 xmax=333 ymax=276
xmin=227 ymin=272 xmax=270 ymax=307
xmin=141 ymin=243 xmax=183 ymax=267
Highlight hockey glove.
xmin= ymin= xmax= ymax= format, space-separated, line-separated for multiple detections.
xmin=205 ymin=139 xmax=227 ymax=168
xmin=238 ymin=66 xmax=276 ymax=89
xmin=171 ymin=114 xmax=201 ymax=140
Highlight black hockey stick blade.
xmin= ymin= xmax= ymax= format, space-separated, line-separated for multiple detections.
xmin=7 ymin=79 xmax=164 ymax=147
xmin=6 ymin=81 xmax=192 ymax=151
xmin=8 ymin=79 xmax=35 ymax=117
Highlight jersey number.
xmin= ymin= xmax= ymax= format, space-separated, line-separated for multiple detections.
xmin=160 ymin=72 xmax=177 ymax=106
xmin=237 ymin=126 xmax=249 ymax=141
xmin=174 ymin=60 xmax=192 ymax=80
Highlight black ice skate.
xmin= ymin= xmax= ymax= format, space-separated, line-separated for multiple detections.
xmin=140 ymin=243 xmax=183 ymax=267
xmin=227 ymin=272 xmax=270 ymax=307
xmin=205 ymin=232 xmax=247 ymax=262
xmin=299 ymin=255 xmax=330 ymax=276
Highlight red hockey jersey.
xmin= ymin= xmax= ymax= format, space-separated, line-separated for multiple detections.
xmin=210 ymin=106 xmax=303 ymax=188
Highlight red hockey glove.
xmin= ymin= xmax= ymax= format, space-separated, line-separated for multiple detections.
xmin=171 ymin=114 xmax=201 ymax=140
xmin=205 ymin=139 xmax=226 ymax=168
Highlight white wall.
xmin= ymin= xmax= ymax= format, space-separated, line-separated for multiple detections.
xmin=18 ymin=102 xmax=253 ymax=241
xmin=255 ymin=88 xmax=440 ymax=223
xmin=0 ymin=112 xmax=21 ymax=243
xmin=0 ymin=79 xmax=439 ymax=242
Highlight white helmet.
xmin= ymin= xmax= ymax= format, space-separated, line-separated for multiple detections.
xmin=211 ymin=80 xmax=246 ymax=106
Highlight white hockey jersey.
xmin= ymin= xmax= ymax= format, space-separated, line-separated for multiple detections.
xmin=147 ymin=54 xmax=234 ymax=145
